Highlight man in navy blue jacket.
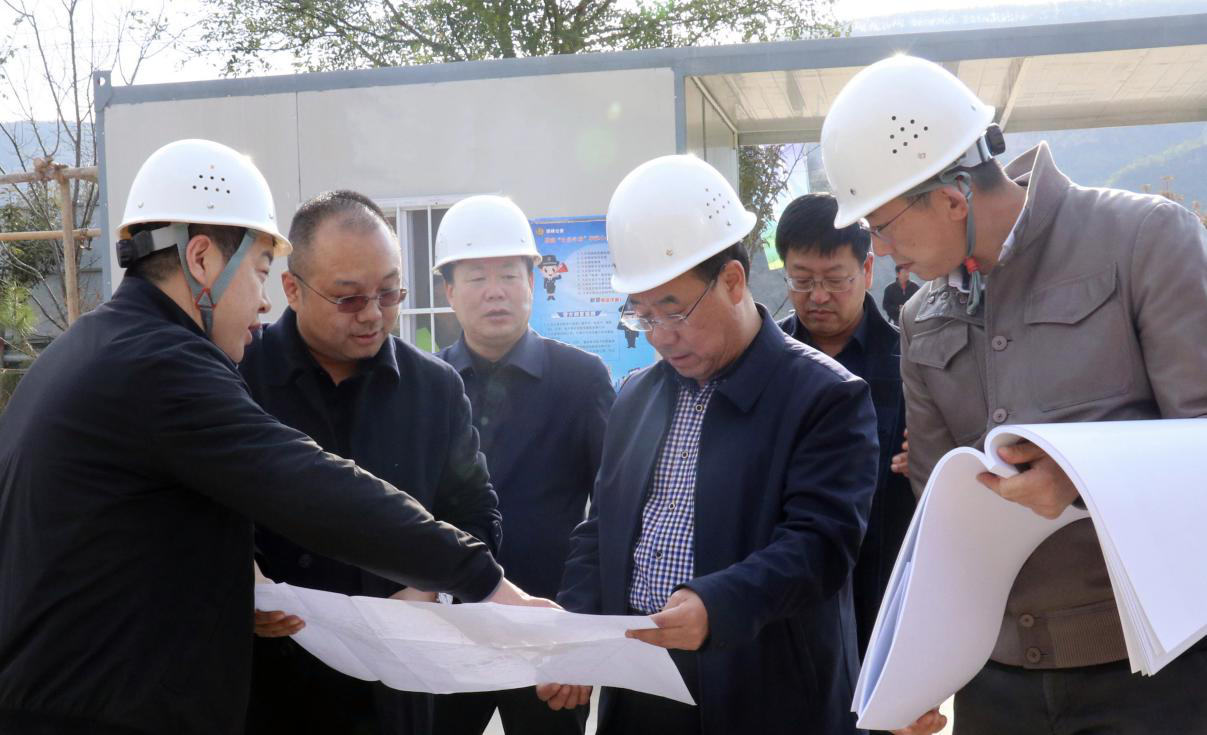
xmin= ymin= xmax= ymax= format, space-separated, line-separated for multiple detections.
xmin=547 ymin=155 xmax=878 ymax=735
xmin=774 ymin=193 xmax=916 ymax=660
xmin=432 ymin=195 xmax=615 ymax=735
xmin=241 ymin=191 xmax=504 ymax=734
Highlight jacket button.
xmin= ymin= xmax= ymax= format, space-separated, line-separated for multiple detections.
xmin=1019 ymin=613 xmax=1035 ymax=628
xmin=1025 ymin=647 xmax=1043 ymax=664
xmin=298 ymin=554 xmax=313 ymax=569
xmin=653 ymin=550 xmax=662 ymax=559
xmin=992 ymin=336 xmax=1008 ymax=351
xmin=694 ymin=404 xmax=704 ymax=412
xmin=992 ymin=408 xmax=1008 ymax=423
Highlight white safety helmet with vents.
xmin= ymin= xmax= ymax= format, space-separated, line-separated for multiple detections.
xmin=606 ymin=155 xmax=756 ymax=294
xmin=432 ymin=195 xmax=540 ymax=274
xmin=822 ymin=55 xmax=996 ymax=227
xmin=115 ymin=139 xmax=291 ymax=336
xmin=118 ymin=138 xmax=290 ymax=255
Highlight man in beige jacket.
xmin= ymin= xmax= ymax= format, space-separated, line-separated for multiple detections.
xmin=821 ymin=55 xmax=1207 ymax=735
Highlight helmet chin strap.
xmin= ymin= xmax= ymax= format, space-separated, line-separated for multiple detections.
xmin=937 ymin=170 xmax=982 ymax=316
xmin=169 ymin=224 xmax=259 ymax=336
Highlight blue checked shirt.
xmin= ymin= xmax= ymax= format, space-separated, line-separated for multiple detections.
xmin=627 ymin=379 xmax=718 ymax=614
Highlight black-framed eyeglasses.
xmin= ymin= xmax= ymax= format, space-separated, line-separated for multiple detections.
xmin=783 ymin=275 xmax=857 ymax=294
xmin=619 ymin=277 xmax=715 ymax=332
xmin=867 ymin=195 xmax=924 ymax=245
xmin=293 ymin=273 xmax=407 ymax=313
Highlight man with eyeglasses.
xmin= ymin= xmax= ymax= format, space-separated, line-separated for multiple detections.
xmin=545 ymin=155 xmax=878 ymax=735
xmin=823 ymin=56 xmax=1207 ymax=735
xmin=774 ymin=193 xmax=915 ymax=670
xmin=240 ymin=190 xmax=506 ymax=735
xmin=431 ymin=195 xmax=614 ymax=735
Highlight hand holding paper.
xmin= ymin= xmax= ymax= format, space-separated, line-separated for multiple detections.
xmin=625 ymin=588 xmax=709 ymax=651
xmin=853 ymin=419 xmax=1207 ymax=730
xmin=891 ymin=708 xmax=947 ymax=735
xmin=977 ymin=441 xmax=1080 ymax=519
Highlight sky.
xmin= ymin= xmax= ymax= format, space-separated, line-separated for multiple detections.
xmin=0 ymin=0 xmax=1189 ymax=122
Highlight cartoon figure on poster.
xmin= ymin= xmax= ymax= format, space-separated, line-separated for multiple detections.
xmin=538 ymin=254 xmax=566 ymax=300
xmin=617 ymin=303 xmax=639 ymax=348
xmin=529 ymin=217 xmax=658 ymax=391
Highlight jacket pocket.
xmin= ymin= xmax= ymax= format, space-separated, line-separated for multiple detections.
xmin=906 ymin=320 xmax=986 ymax=444
xmin=1024 ymin=266 xmax=1132 ymax=411
xmin=907 ymin=320 xmax=968 ymax=369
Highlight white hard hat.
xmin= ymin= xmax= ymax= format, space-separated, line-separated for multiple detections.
xmin=432 ymin=195 xmax=540 ymax=274
xmin=119 ymin=138 xmax=291 ymax=256
xmin=606 ymin=155 xmax=755 ymax=294
xmin=821 ymin=55 xmax=995 ymax=227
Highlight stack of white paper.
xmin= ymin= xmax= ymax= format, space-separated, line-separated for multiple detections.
xmin=254 ymin=582 xmax=695 ymax=705
xmin=854 ymin=419 xmax=1207 ymax=731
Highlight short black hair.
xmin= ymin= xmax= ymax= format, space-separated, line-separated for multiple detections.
xmin=774 ymin=193 xmax=870 ymax=264
xmin=125 ymin=222 xmax=246 ymax=282
xmin=288 ymin=190 xmax=391 ymax=277
xmin=689 ymin=242 xmax=749 ymax=284
xmin=895 ymin=264 xmax=908 ymax=274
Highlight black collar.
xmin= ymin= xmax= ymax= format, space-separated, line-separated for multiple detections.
xmin=113 ymin=274 xmax=208 ymax=341
xmin=265 ymin=308 xmax=401 ymax=386
xmin=445 ymin=329 xmax=545 ymax=380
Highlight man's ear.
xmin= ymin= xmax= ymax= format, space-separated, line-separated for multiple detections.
xmin=183 ymin=234 xmax=220 ymax=285
xmin=862 ymin=253 xmax=875 ymax=289
xmin=282 ymin=271 xmax=302 ymax=309
xmin=722 ymin=258 xmax=747 ymax=304
xmin=935 ymin=185 xmax=970 ymax=221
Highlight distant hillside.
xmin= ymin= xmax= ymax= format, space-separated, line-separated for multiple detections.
xmin=1003 ymin=123 xmax=1207 ymax=207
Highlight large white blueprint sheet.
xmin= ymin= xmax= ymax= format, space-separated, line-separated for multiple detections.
xmin=255 ymin=582 xmax=695 ymax=705
xmin=854 ymin=419 xmax=1207 ymax=730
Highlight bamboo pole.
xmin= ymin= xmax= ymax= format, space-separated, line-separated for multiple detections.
xmin=0 ymin=158 xmax=101 ymax=326
xmin=56 ymin=174 xmax=80 ymax=324
xmin=0 ymin=166 xmax=97 ymax=186
xmin=0 ymin=228 xmax=99 ymax=242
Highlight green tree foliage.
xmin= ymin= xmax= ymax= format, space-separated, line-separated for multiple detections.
xmin=201 ymin=0 xmax=840 ymax=73
xmin=200 ymin=1 xmax=841 ymax=263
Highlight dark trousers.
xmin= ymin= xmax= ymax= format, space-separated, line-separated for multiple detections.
xmin=599 ymin=688 xmax=700 ymax=735
xmin=954 ymin=648 xmax=1207 ymax=734
xmin=597 ymin=646 xmax=701 ymax=735
xmin=247 ymin=637 xmax=430 ymax=735
xmin=0 ymin=711 xmax=144 ymax=735
xmin=433 ymin=688 xmax=587 ymax=735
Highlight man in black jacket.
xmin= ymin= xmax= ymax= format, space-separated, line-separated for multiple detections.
xmin=881 ymin=264 xmax=920 ymax=326
xmin=0 ymin=140 xmax=541 ymax=735
xmin=775 ymin=193 xmax=916 ymax=661
xmin=242 ymin=190 xmax=504 ymax=734
xmin=432 ymin=195 xmax=615 ymax=735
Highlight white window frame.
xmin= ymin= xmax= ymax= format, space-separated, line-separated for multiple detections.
xmin=375 ymin=194 xmax=493 ymax=349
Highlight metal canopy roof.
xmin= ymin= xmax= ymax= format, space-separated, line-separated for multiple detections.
xmin=687 ymin=14 xmax=1207 ymax=145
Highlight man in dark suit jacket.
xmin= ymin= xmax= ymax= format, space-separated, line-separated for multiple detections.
xmin=881 ymin=264 xmax=920 ymax=326
xmin=241 ymin=191 xmax=504 ymax=735
xmin=774 ymin=193 xmax=916 ymax=662
xmin=546 ymin=155 xmax=878 ymax=734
